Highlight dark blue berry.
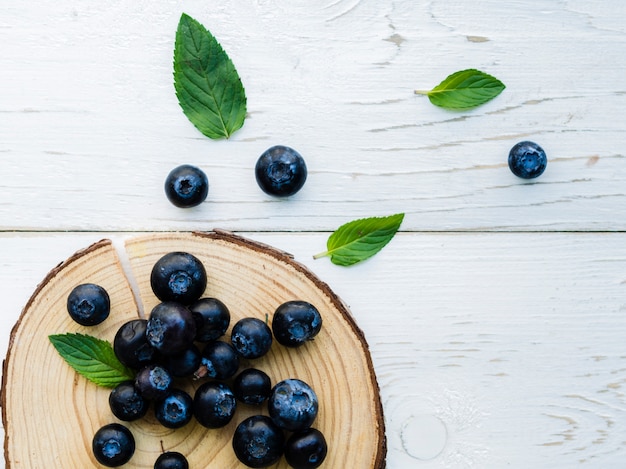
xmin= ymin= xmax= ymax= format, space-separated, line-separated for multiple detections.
xmin=284 ymin=428 xmax=328 ymax=469
xmin=231 ymin=317 xmax=273 ymax=359
xmin=268 ymin=379 xmax=318 ymax=432
xmin=272 ymin=300 xmax=322 ymax=347
xmin=92 ymin=423 xmax=135 ymax=467
xmin=233 ymin=368 xmax=272 ymax=405
xmin=232 ymin=415 xmax=285 ymax=468
xmin=135 ymin=364 xmax=172 ymax=400
xmin=164 ymin=164 xmax=209 ymax=208
xmin=114 ymin=319 xmax=157 ymax=369
xmin=146 ymin=302 xmax=196 ymax=356
xmin=255 ymin=145 xmax=307 ymax=197
xmin=196 ymin=341 xmax=239 ymax=380
xmin=190 ymin=297 xmax=230 ymax=342
xmin=508 ymin=141 xmax=547 ymax=179
xmin=155 ymin=388 xmax=193 ymax=429
xmin=154 ymin=451 xmax=189 ymax=469
xmin=66 ymin=283 xmax=110 ymax=326
xmin=150 ymin=252 xmax=207 ymax=305
xmin=109 ymin=380 xmax=149 ymax=422
xmin=160 ymin=344 xmax=201 ymax=378
xmin=193 ymin=381 xmax=237 ymax=428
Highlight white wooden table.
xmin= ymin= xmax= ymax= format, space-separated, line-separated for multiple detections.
xmin=1 ymin=1 xmax=625 ymax=467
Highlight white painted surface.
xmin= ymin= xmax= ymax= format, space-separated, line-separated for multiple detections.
xmin=1 ymin=1 xmax=625 ymax=231
xmin=1 ymin=1 xmax=625 ymax=467
xmin=1 ymin=232 xmax=626 ymax=468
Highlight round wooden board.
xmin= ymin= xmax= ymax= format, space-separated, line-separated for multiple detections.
xmin=2 ymin=231 xmax=386 ymax=468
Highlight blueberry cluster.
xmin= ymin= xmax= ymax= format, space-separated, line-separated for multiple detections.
xmin=165 ymin=145 xmax=308 ymax=209
xmin=70 ymin=250 xmax=326 ymax=468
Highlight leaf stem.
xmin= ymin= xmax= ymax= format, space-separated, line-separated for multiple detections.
xmin=414 ymin=90 xmax=430 ymax=96
xmin=312 ymin=251 xmax=329 ymax=260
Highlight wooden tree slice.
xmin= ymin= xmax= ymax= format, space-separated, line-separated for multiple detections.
xmin=2 ymin=231 xmax=386 ymax=468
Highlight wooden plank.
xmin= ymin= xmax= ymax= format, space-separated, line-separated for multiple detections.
xmin=0 ymin=1 xmax=624 ymax=231
xmin=1 ymin=232 xmax=625 ymax=466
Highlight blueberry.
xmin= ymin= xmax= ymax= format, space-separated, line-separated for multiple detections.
xmin=146 ymin=302 xmax=196 ymax=356
xmin=232 ymin=415 xmax=285 ymax=468
xmin=272 ymin=300 xmax=322 ymax=348
xmin=193 ymin=381 xmax=237 ymax=428
xmin=66 ymin=283 xmax=110 ymax=326
xmin=268 ymin=379 xmax=318 ymax=432
xmin=109 ymin=380 xmax=149 ymax=422
xmin=150 ymin=252 xmax=207 ymax=305
xmin=255 ymin=145 xmax=307 ymax=197
xmin=92 ymin=423 xmax=135 ymax=467
xmin=190 ymin=297 xmax=230 ymax=342
xmin=154 ymin=451 xmax=189 ymax=469
xmin=231 ymin=317 xmax=273 ymax=359
xmin=155 ymin=388 xmax=193 ymax=429
xmin=160 ymin=344 xmax=201 ymax=378
xmin=233 ymin=368 xmax=272 ymax=405
xmin=284 ymin=428 xmax=328 ymax=469
xmin=196 ymin=341 xmax=240 ymax=380
xmin=164 ymin=164 xmax=209 ymax=208
xmin=113 ymin=319 xmax=157 ymax=369
xmin=508 ymin=141 xmax=547 ymax=179
xmin=135 ymin=364 xmax=172 ymax=400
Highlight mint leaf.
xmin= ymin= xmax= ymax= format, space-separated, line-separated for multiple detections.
xmin=415 ymin=69 xmax=505 ymax=109
xmin=174 ymin=13 xmax=247 ymax=139
xmin=49 ymin=333 xmax=134 ymax=388
xmin=313 ymin=213 xmax=404 ymax=266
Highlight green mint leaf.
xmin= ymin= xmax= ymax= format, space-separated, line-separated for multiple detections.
xmin=173 ymin=13 xmax=247 ymax=139
xmin=415 ymin=69 xmax=505 ymax=110
xmin=313 ymin=213 xmax=404 ymax=266
xmin=49 ymin=333 xmax=134 ymax=388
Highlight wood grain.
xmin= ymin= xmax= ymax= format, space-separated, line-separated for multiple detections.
xmin=1 ymin=232 xmax=385 ymax=468
xmin=0 ymin=1 xmax=624 ymax=232
xmin=2 ymin=232 xmax=626 ymax=467
xmin=1 ymin=0 xmax=626 ymax=468
xmin=1 ymin=240 xmax=141 ymax=468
